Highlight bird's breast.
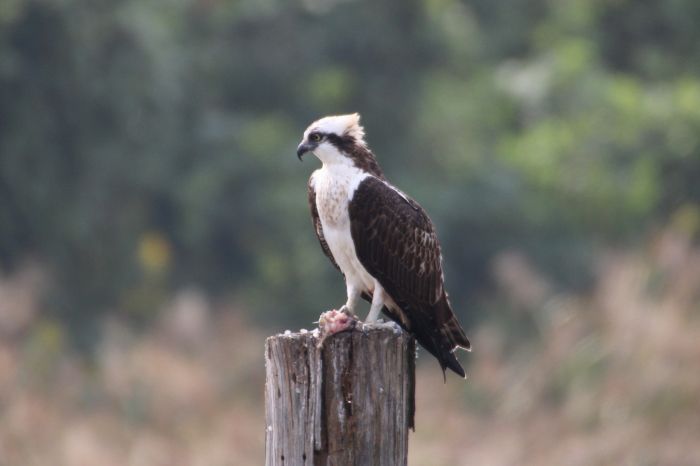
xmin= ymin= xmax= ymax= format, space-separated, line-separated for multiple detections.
xmin=316 ymin=176 xmax=349 ymax=228
xmin=313 ymin=166 xmax=377 ymax=291
xmin=314 ymin=165 xmax=367 ymax=228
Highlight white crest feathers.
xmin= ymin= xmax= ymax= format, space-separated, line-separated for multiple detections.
xmin=306 ymin=113 xmax=365 ymax=143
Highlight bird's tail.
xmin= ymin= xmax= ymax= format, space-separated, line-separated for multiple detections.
xmin=415 ymin=299 xmax=471 ymax=380
xmin=387 ymin=298 xmax=471 ymax=380
xmin=435 ymin=313 xmax=471 ymax=379
xmin=442 ymin=313 xmax=471 ymax=352
xmin=437 ymin=296 xmax=472 ymax=379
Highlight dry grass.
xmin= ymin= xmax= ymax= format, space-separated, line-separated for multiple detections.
xmin=410 ymin=227 xmax=700 ymax=466
xmin=1 ymin=227 xmax=700 ymax=465
xmin=0 ymin=288 xmax=266 ymax=466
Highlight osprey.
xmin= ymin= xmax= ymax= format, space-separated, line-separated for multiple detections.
xmin=297 ymin=113 xmax=471 ymax=378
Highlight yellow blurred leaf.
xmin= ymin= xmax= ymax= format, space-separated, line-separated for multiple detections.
xmin=139 ymin=231 xmax=172 ymax=275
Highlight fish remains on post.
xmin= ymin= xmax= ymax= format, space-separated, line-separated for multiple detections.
xmin=297 ymin=113 xmax=471 ymax=379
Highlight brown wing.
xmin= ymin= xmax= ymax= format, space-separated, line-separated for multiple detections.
xmin=309 ymin=176 xmax=341 ymax=273
xmin=349 ymin=176 xmax=470 ymax=378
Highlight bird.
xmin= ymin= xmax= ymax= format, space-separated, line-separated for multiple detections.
xmin=297 ymin=113 xmax=471 ymax=379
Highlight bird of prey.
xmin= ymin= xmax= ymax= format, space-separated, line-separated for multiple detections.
xmin=297 ymin=113 xmax=471 ymax=378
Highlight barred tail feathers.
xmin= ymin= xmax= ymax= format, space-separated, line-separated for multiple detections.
xmin=437 ymin=300 xmax=471 ymax=379
xmin=442 ymin=313 xmax=471 ymax=351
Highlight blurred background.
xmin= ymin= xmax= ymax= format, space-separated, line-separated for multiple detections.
xmin=1 ymin=0 xmax=700 ymax=464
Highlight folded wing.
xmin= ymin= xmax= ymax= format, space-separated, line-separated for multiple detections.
xmin=348 ymin=176 xmax=470 ymax=378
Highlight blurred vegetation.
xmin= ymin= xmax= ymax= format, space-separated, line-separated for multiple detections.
xmin=2 ymin=0 xmax=700 ymax=345
xmin=2 ymin=1 xmax=700 ymax=464
xmin=1 ymin=231 xmax=699 ymax=465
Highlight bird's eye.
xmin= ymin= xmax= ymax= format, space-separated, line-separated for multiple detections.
xmin=311 ymin=133 xmax=322 ymax=142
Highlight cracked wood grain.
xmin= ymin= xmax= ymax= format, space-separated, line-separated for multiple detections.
xmin=265 ymin=329 xmax=416 ymax=466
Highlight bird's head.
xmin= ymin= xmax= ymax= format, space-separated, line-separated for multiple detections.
xmin=297 ymin=113 xmax=366 ymax=164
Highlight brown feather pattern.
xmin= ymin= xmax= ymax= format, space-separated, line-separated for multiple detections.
xmin=304 ymin=120 xmax=469 ymax=378
xmin=349 ymin=176 xmax=471 ymax=378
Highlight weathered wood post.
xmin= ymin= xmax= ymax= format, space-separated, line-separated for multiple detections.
xmin=265 ymin=328 xmax=416 ymax=466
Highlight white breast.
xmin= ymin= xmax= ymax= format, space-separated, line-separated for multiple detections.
xmin=312 ymin=165 xmax=375 ymax=293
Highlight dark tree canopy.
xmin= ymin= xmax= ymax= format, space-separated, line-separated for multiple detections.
xmin=1 ymin=0 xmax=700 ymax=345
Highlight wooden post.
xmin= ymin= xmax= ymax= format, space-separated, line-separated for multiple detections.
xmin=265 ymin=328 xmax=416 ymax=466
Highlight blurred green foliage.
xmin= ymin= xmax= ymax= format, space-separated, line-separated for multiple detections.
xmin=1 ymin=0 xmax=700 ymax=345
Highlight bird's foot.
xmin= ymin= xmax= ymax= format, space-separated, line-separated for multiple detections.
xmin=338 ymin=305 xmax=357 ymax=318
xmin=316 ymin=307 xmax=359 ymax=348
xmin=360 ymin=319 xmax=402 ymax=334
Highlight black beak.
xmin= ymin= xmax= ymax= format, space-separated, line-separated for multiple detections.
xmin=297 ymin=142 xmax=315 ymax=161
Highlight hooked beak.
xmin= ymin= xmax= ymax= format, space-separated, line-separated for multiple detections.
xmin=296 ymin=141 xmax=316 ymax=161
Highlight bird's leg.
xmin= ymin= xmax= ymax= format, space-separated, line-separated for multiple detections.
xmin=363 ymin=282 xmax=400 ymax=332
xmin=365 ymin=287 xmax=384 ymax=324
xmin=339 ymin=283 xmax=360 ymax=317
